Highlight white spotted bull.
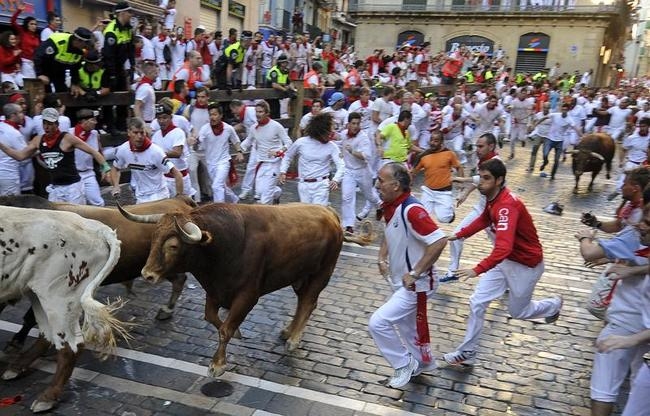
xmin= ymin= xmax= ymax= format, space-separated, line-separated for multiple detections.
xmin=118 ymin=202 xmax=372 ymax=378
xmin=0 ymin=206 xmax=128 ymax=413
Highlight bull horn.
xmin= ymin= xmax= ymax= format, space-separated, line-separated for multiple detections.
xmin=567 ymin=149 xmax=579 ymax=155
xmin=116 ymin=201 xmax=164 ymax=224
xmin=174 ymin=217 xmax=203 ymax=244
xmin=590 ymin=152 xmax=605 ymax=161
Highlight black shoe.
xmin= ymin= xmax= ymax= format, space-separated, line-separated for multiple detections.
xmin=272 ymin=197 xmax=280 ymax=205
xmin=539 ymin=162 xmax=547 ymax=171
xmin=550 ymin=175 xmax=555 ymax=181
xmin=345 ymin=226 xmax=354 ymax=235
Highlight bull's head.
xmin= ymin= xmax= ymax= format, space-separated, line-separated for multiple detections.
xmin=569 ymin=149 xmax=605 ymax=176
xmin=117 ymin=203 xmax=212 ymax=283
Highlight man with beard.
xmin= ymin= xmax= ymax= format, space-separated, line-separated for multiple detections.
xmin=444 ymin=158 xmax=563 ymax=366
xmin=279 ymin=112 xmax=344 ymax=206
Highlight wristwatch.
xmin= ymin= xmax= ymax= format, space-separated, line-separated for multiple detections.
xmin=408 ymin=270 xmax=420 ymax=278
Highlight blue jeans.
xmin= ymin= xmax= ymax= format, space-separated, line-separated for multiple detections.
xmin=542 ymin=139 xmax=563 ymax=178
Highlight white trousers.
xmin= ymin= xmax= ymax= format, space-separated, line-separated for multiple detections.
xmin=21 ymin=59 xmax=35 ymax=79
xmin=136 ymin=188 xmax=170 ymax=204
xmin=448 ymin=203 xmax=484 ymax=273
xmin=1 ymin=71 xmax=23 ymax=89
xmin=0 ymin=177 xmax=20 ymax=196
xmin=189 ymin=149 xmax=211 ymax=202
xmin=420 ymin=186 xmax=455 ymax=223
xmin=445 ymin=134 xmax=466 ymax=164
xmin=208 ymin=160 xmax=239 ymax=203
xmin=242 ymin=66 xmax=256 ymax=86
xmin=165 ymin=174 xmax=196 ymax=198
xmin=255 ymin=160 xmax=282 ymax=204
xmin=341 ymin=168 xmax=380 ymax=227
xmin=240 ymin=148 xmax=258 ymax=195
xmin=297 ymin=179 xmax=330 ymax=206
xmin=456 ymin=260 xmax=560 ymax=353
xmin=368 ymin=287 xmax=435 ymax=369
xmin=79 ymin=170 xmax=104 ymax=206
xmin=591 ymin=323 xmax=650 ymax=402
xmin=622 ymin=363 xmax=650 ymax=415
xmin=616 ymin=160 xmax=642 ymax=191
xmin=509 ymin=123 xmax=528 ymax=153
xmin=46 ymin=181 xmax=86 ymax=204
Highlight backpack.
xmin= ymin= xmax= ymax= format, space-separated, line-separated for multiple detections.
xmin=163 ymin=44 xmax=172 ymax=64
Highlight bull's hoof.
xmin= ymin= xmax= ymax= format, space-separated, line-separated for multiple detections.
xmin=285 ymin=339 xmax=300 ymax=352
xmin=2 ymin=368 xmax=22 ymax=380
xmin=232 ymin=329 xmax=242 ymax=339
xmin=208 ymin=362 xmax=226 ymax=378
xmin=606 ymin=174 xmax=611 ymax=179
xmin=30 ymin=399 xmax=57 ymax=413
xmin=573 ymin=188 xmax=579 ymax=194
xmin=155 ymin=308 xmax=173 ymax=321
xmin=279 ymin=328 xmax=290 ymax=340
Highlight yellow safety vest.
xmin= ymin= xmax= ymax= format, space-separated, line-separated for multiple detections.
xmin=267 ymin=66 xmax=288 ymax=85
xmin=464 ymin=71 xmax=474 ymax=83
xmin=224 ymin=41 xmax=244 ymax=64
xmin=103 ymin=20 xmax=132 ymax=45
xmin=48 ymin=33 xmax=83 ymax=65
xmin=78 ymin=67 xmax=104 ymax=89
xmin=485 ymin=70 xmax=494 ymax=81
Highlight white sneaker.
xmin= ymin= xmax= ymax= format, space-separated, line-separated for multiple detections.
xmin=413 ymin=360 xmax=437 ymax=376
xmin=386 ymin=355 xmax=418 ymax=388
xmin=443 ymin=350 xmax=476 ymax=366
xmin=238 ymin=191 xmax=250 ymax=200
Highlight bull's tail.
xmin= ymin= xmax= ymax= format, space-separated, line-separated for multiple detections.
xmin=80 ymin=228 xmax=131 ymax=359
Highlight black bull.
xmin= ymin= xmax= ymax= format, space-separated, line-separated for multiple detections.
xmin=0 ymin=195 xmax=196 ymax=351
xmin=118 ymin=202 xmax=372 ymax=377
xmin=569 ymin=133 xmax=616 ymax=193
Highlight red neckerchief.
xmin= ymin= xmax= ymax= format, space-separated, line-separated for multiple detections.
xmin=380 ymin=192 xmax=410 ymax=223
xmin=135 ymin=45 xmax=142 ymax=58
xmin=479 ymin=150 xmax=497 ymax=164
xmin=256 ymin=117 xmax=270 ymax=129
xmin=635 ymin=247 xmax=650 ymax=257
xmin=137 ymin=77 xmax=154 ymax=88
xmin=161 ymin=123 xmax=176 ymax=137
xmin=452 ymin=113 xmax=460 ymax=121
xmin=359 ymin=100 xmax=368 ymax=108
xmin=396 ymin=122 xmax=407 ymax=138
xmin=4 ymin=120 xmax=20 ymax=130
xmin=130 ymin=137 xmax=152 ymax=152
xmin=171 ymin=93 xmax=184 ymax=102
xmin=617 ymin=199 xmax=642 ymax=220
xmin=194 ymin=102 xmax=208 ymax=109
xmin=74 ymin=124 xmax=90 ymax=142
xmin=214 ymin=41 xmax=221 ymax=50
xmin=41 ymin=129 xmax=62 ymax=148
xmin=211 ymin=121 xmax=224 ymax=136
xmin=158 ymin=33 xmax=167 ymax=42
xmin=238 ymin=106 xmax=246 ymax=121
xmin=347 ymin=129 xmax=359 ymax=138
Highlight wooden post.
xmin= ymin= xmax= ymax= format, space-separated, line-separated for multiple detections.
xmin=23 ymin=78 xmax=44 ymax=116
xmin=292 ymin=81 xmax=305 ymax=139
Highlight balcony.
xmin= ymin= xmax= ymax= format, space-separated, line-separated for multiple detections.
xmin=349 ymin=0 xmax=619 ymax=13
xmin=80 ymin=0 xmax=163 ymax=17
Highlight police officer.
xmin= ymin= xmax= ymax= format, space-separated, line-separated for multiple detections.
xmin=78 ymin=50 xmax=111 ymax=101
xmin=266 ymin=54 xmax=294 ymax=119
xmin=224 ymin=30 xmax=252 ymax=93
xmin=102 ymin=1 xmax=134 ymax=134
xmin=34 ymin=27 xmax=94 ymax=95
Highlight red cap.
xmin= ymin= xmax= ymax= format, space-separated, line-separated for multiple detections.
xmin=9 ymin=93 xmax=23 ymax=103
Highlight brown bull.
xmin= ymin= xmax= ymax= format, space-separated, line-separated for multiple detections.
xmin=569 ymin=133 xmax=616 ymax=193
xmin=119 ymin=202 xmax=371 ymax=377
xmin=0 ymin=195 xmax=196 ymax=351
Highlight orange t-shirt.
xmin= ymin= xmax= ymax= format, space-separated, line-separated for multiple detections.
xmin=415 ymin=150 xmax=461 ymax=190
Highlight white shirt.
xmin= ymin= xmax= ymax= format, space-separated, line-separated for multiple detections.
xmin=170 ymin=41 xmax=186 ymax=71
xmin=140 ymin=36 xmax=155 ymax=62
xmin=322 ymin=107 xmax=349 ymax=133
xmin=530 ymin=111 xmax=552 ymax=138
xmin=152 ymin=126 xmax=189 ymax=171
xmin=187 ymin=106 xmax=210 ymax=137
xmin=548 ymin=112 xmax=576 ymax=142
xmin=260 ymin=41 xmax=276 ymax=69
xmin=623 ymin=130 xmax=649 ymax=163
xmin=280 ymin=136 xmax=345 ymax=183
xmin=19 ymin=116 xmax=37 ymax=143
xmin=0 ymin=122 xmax=26 ymax=182
xmin=69 ymin=128 xmax=100 ymax=172
xmin=150 ymin=115 xmax=191 ymax=137
xmin=371 ymin=97 xmax=394 ymax=126
xmin=198 ymin=122 xmax=240 ymax=164
xmin=152 ymin=36 xmax=171 ymax=64
xmin=134 ymin=82 xmax=156 ymax=122
xmin=241 ymin=119 xmax=293 ymax=163
xmin=113 ymin=141 xmax=174 ymax=199
xmin=40 ymin=27 xmax=55 ymax=42
xmin=299 ymin=112 xmax=315 ymax=131
xmin=163 ymin=8 xmax=176 ymax=30
xmin=441 ymin=112 xmax=466 ymax=139
xmin=347 ymin=100 xmax=374 ymax=131
xmin=208 ymin=41 xmax=224 ymax=64
xmin=339 ymin=129 xmax=372 ymax=170
xmin=474 ymin=103 xmax=504 ymax=135
xmin=608 ymin=106 xmax=633 ymax=129
xmin=509 ymin=98 xmax=533 ymax=124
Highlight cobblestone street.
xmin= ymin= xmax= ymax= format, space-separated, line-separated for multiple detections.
xmin=0 ymin=148 xmax=631 ymax=415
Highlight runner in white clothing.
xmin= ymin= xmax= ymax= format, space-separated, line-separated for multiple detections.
xmin=70 ymin=109 xmax=104 ymax=206
xmin=279 ymin=112 xmax=345 ymax=206
xmin=0 ymin=103 xmax=26 ymax=195
xmin=197 ymin=103 xmax=244 ymax=202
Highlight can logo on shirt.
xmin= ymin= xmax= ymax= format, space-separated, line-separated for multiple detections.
xmin=497 ymin=208 xmax=509 ymax=231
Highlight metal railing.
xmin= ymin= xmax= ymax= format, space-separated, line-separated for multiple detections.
xmin=349 ymin=1 xmax=619 ymax=13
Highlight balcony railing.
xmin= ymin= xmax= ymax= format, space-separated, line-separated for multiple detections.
xmin=349 ymin=1 xmax=618 ymax=13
